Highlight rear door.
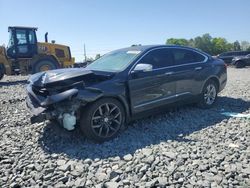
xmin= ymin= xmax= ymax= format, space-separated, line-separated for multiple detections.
xmin=128 ymin=48 xmax=177 ymax=113
xmin=170 ymin=48 xmax=208 ymax=97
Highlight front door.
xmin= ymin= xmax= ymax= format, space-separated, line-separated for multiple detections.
xmin=128 ymin=48 xmax=177 ymax=113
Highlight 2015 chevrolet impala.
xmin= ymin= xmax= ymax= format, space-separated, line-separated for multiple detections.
xmin=26 ymin=45 xmax=227 ymax=142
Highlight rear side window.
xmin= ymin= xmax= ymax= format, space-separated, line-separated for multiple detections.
xmin=171 ymin=48 xmax=205 ymax=65
xmin=139 ymin=48 xmax=174 ymax=69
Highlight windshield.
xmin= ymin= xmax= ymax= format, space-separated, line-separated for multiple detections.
xmin=87 ymin=49 xmax=141 ymax=72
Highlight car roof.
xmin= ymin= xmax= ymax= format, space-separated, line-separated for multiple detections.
xmin=117 ymin=45 xmax=209 ymax=56
xmin=122 ymin=44 xmax=202 ymax=51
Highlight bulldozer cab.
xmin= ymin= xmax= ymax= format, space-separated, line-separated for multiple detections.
xmin=7 ymin=26 xmax=38 ymax=59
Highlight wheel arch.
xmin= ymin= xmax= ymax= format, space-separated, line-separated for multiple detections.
xmin=235 ymin=60 xmax=246 ymax=68
xmin=113 ymin=95 xmax=131 ymax=122
xmin=201 ymin=76 xmax=220 ymax=93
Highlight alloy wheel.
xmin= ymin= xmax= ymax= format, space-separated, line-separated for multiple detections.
xmin=91 ymin=103 xmax=122 ymax=138
xmin=204 ymin=84 xmax=216 ymax=105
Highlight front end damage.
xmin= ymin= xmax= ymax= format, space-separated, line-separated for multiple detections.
xmin=26 ymin=68 xmax=105 ymax=130
xmin=26 ymin=85 xmax=81 ymax=130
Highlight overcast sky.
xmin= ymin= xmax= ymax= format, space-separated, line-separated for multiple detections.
xmin=0 ymin=0 xmax=250 ymax=61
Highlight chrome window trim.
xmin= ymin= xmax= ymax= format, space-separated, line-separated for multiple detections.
xmin=129 ymin=46 xmax=208 ymax=75
xmin=134 ymin=92 xmax=191 ymax=109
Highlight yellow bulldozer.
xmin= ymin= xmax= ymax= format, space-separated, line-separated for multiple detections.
xmin=0 ymin=26 xmax=75 ymax=80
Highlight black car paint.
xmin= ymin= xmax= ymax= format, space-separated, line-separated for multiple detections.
xmin=231 ymin=55 xmax=250 ymax=67
xmin=0 ymin=63 xmax=5 ymax=78
xmin=217 ymin=51 xmax=250 ymax=64
xmin=26 ymin=45 xmax=227 ymax=124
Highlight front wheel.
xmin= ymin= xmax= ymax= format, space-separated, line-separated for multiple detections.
xmin=80 ymin=98 xmax=125 ymax=143
xmin=197 ymin=80 xmax=218 ymax=109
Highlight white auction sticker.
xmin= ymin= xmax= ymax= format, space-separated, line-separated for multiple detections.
xmin=126 ymin=51 xmax=141 ymax=54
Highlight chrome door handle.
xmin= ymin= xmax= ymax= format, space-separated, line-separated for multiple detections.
xmin=195 ymin=67 xmax=202 ymax=70
xmin=165 ymin=71 xmax=174 ymax=76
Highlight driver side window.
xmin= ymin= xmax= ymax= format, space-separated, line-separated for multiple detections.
xmin=139 ymin=48 xmax=174 ymax=69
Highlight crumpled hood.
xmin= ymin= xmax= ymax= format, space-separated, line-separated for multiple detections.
xmin=29 ymin=68 xmax=95 ymax=88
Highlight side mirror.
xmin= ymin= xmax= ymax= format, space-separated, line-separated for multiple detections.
xmin=132 ymin=63 xmax=153 ymax=73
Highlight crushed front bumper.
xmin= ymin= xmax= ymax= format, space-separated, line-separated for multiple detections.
xmin=26 ymin=93 xmax=47 ymax=123
xmin=26 ymin=84 xmax=79 ymax=124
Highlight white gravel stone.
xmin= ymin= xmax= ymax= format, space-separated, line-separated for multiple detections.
xmin=0 ymin=68 xmax=250 ymax=187
xmin=123 ymin=154 xmax=133 ymax=161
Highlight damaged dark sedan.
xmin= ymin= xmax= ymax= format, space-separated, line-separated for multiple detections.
xmin=26 ymin=45 xmax=227 ymax=142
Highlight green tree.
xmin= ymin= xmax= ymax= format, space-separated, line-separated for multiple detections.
xmin=86 ymin=57 xmax=94 ymax=61
xmin=212 ymin=37 xmax=232 ymax=55
xmin=188 ymin=39 xmax=195 ymax=48
xmin=166 ymin=38 xmax=189 ymax=46
xmin=194 ymin=34 xmax=213 ymax=54
xmin=165 ymin=34 xmax=246 ymax=55
xmin=233 ymin=41 xmax=241 ymax=51
xmin=95 ymin=54 xmax=101 ymax=60
xmin=241 ymin=41 xmax=250 ymax=51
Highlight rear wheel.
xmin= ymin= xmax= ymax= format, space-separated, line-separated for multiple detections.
xmin=80 ymin=98 xmax=125 ymax=143
xmin=235 ymin=61 xmax=246 ymax=68
xmin=0 ymin=64 xmax=4 ymax=80
xmin=197 ymin=80 xmax=218 ymax=109
xmin=0 ymin=72 xmax=4 ymax=80
xmin=32 ymin=57 xmax=59 ymax=73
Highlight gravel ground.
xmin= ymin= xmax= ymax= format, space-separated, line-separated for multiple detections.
xmin=0 ymin=68 xmax=249 ymax=188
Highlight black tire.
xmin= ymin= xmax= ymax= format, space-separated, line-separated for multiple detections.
xmin=235 ymin=61 xmax=246 ymax=68
xmin=32 ymin=57 xmax=59 ymax=74
xmin=197 ymin=80 xmax=218 ymax=109
xmin=80 ymin=98 xmax=125 ymax=143
xmin=0 ymin=64 xmax=4 ymax=80
xmin=0 ymin=73 xmax=4 ymax=80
